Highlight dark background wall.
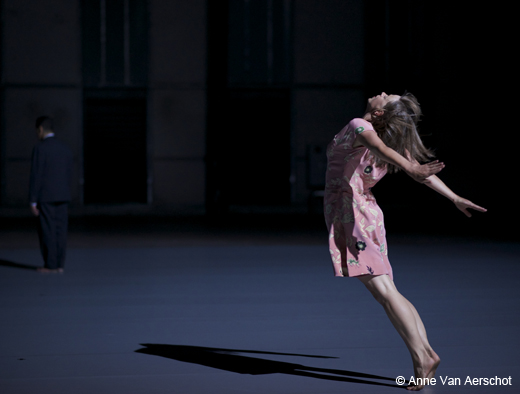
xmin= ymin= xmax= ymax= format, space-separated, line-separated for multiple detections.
xmin=362 ymin=2 xmax=506 ymax=239
xmin=0 ymin=0 xmax=506 ymax=238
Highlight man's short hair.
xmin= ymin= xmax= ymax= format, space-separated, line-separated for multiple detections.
xmin=35 ymin=116 xmax=53 ymax=131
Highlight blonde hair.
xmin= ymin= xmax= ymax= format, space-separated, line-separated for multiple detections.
xmin=370 ymin=92 xmax=434 ymax=173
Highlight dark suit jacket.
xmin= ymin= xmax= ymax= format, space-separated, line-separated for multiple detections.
xmin=29 ymin=136 xmax=74 ymax=203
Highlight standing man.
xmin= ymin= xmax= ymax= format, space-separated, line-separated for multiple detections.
xmin=29 ymin=116 xmax=74 ymax=273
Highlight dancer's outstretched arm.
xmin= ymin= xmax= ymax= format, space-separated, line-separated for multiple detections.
xmin=358 ymin=130 xmax=486 ymax=217
xmin=422 ymin=174 xmax=487 ymax=217
xmin=403 ymin=151 xmax=487 ymax=217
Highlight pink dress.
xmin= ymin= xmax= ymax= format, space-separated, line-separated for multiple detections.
xmin=324 ymin=118 xmax=393 ymax=280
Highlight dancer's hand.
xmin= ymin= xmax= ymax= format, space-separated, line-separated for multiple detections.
xmin=407 ymin=160 xmax=445 ymax=184
xmin=453 ymin=197 xmax=487 ymax=217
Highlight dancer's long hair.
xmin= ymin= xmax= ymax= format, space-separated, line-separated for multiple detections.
xmin=370 ymin=92 xmax=434 ymax=173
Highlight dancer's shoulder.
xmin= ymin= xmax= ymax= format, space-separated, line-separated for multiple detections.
xmin=348 ymin=118 xmax=373 ymax=135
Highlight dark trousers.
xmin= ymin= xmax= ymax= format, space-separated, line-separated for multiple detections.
xmin=37 ymin=202 xmax=69 ymax=269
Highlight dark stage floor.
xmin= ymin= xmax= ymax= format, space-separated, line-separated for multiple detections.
xmin=0 ymin=216 xmax=518 ymax=393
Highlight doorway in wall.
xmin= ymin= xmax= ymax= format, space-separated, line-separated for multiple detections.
xmin=83 ymin=95 xmax=147 ymax=204
xmin=206 ymin=0 xmax=292 ymax=212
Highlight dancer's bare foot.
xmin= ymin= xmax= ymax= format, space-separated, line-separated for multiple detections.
xmin=426 ymin=350 xmax=441 ymax=380
xmin=407 ymin=355 xmax=436 ymax=391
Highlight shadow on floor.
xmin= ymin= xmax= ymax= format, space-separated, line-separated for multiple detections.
xmin=0 ymin=259 xmax=38 ymax=271
xmin=135 ymin=344 xmax=404 ymax=389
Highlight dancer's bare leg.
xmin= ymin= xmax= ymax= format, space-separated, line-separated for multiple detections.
xmin=357 ymin=274 xmax=440 ymax=391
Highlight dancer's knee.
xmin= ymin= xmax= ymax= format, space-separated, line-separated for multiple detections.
xmin=358 ymin=274 xmax=397 ymax=306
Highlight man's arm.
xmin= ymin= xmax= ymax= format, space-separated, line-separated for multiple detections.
xmin=28 ymin=145 xmax=43 ymax=216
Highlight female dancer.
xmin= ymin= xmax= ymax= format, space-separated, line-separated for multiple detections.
xmin=324 ymin=92 xmax=486 ymax=391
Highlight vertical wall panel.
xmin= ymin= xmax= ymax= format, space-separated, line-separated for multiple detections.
xmin=2 ymin=0 xmax=81 ymax=84
xmin=148 ymin=0 xmax=206 ymax=208
xmin=293 ymin=0 xmax=364 ymax=85
xmin=1 ymin=0 xmax=81 ymax=207
xmin=149 ymin=0 xmax=206 ymax=86
xmin=105 ymin=0 xmax=125 ymax=85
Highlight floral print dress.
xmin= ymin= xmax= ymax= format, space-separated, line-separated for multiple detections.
xmin=324 ymin=118 xmax=393 ymax=280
